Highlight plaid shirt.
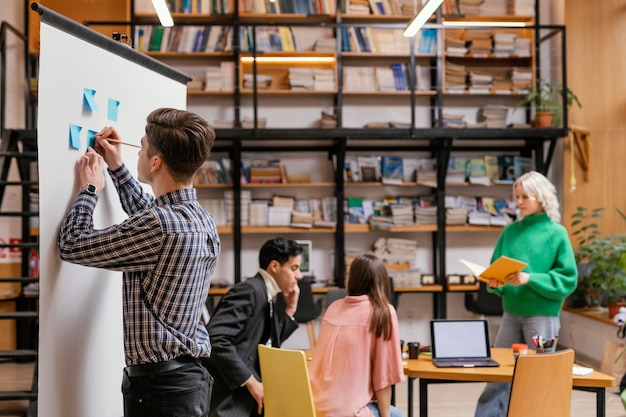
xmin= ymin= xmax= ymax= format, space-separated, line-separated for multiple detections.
xmin=59 ymin=164 xmax=220 ymax=366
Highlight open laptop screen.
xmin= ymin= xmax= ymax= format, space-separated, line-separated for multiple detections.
xmin=431 ymin=319 xmax=491 ymax=359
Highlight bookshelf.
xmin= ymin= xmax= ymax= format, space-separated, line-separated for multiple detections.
xmin=126 ymin=0 xmax=567 ymax=319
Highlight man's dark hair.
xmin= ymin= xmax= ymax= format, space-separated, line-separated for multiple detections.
xmin=145 ymin=108 xmax=216 ymax=182
xmin=259 ymin=237 xmax=303 ymax=269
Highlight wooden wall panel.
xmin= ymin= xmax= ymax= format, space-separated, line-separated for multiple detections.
xmin=0 ymin=263 xmax=22 ymax=350
xmin=29 ymin=0 xmax=130 ymax=54
xmin=564 ymin=0 xmax=626 ymax=237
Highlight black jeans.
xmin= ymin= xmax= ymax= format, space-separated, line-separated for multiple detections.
xmin=122 ymin=358 xmax=212 ymax=417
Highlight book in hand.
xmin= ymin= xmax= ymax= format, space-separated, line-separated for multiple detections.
xmin=459 ymin=256 xmax=528 ymax=284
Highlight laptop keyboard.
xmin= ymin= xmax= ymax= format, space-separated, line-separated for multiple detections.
xmin=433 ymin=358 xmax=499 ymax=367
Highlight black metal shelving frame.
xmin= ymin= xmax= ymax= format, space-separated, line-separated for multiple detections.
xmin=100 ymin=0 xmax=569 ymax=319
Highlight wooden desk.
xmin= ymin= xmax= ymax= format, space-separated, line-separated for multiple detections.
xmin=404 ymin=348 xmax=615 ymax=417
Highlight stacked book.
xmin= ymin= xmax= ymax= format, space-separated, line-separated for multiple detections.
xmin=445 ymin=61 xmax=468 ymax=93
xmin=446 ymin=207 xmax=469 ymax=225
xmin=458 ymin=0 xmax=482 ymax=15
xmin=319 ymin=111 xmax=338 ymax=128
xmin=199 ymin=199 xmax=228 ymax=226
xmin=225 ymin=190 xmax=251 ymax=225
xmin=438 ymin=113 xmax=467 ymax=128
xmin=314 ymin=68 xmax=335 ymax=91
xmin=204 ymin=62 xmax=234 ymax=92
xmin=243 ymin=73 xmax=273 ymax=89
xmin=477 ymin=104 xmax=509 ymax=128
xmin=415 ymin=206 xmax=437 ymax=224
xmin=372 ymin=237 xmax=418 ymax=265
xmin=468 ymin=70 xmax=494 ymax=94
xmin=493 ymin=32 xmax=517 ymax=56
xmin=510 ymin=67 xmax=533 ymax=93
xmin=508 ymin=0 xmax=535 ymax=15
xmin=249 ymin=200 xmax=270 ymax=226
xmin=390 ymin=203 xmax=414 ymax=226
xmin=288 ymin=68 xmax=315 ymax=90
xmin=445 ymin=32 xmax=468 ymax=57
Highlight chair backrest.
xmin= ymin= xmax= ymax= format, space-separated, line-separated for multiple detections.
xmin=464 ymin=282 xmax=503 ymax=316
xmin=325 ymin=288 xmax=347 ymax=307
xmin=258 ymin=344 xmax=316 ymax=417
xmin=276 ymin=279 xmax=322 ymax=323
xmin=507 ymin=348 xmax=575 ymax=417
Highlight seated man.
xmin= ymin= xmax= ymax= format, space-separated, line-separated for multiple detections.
xmin=206 ymin=237 xmax=303 ymax=417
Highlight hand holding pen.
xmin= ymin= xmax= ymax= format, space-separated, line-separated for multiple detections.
xmin=93 ymin=126 xmax=134 ymax=171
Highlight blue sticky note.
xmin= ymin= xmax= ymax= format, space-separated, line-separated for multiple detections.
xmin=108 ymin=98 xmax=120 ymax=122
xmin=69 ymin=124 xmax=83 ymax=149
xmin=87 ymin=130 xmax=98 ymax=148
xmin=83 ymin=88 xmax=99 ymax=111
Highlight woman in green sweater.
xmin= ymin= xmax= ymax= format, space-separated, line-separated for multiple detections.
xmin=474 ymin=170 xmax=578 ymax=417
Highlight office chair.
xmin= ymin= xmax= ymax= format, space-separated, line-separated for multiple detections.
xmin=507 ymin=348 xmax=575 ymax=417
xmin=325 ymin=288 xmax=347 ymax=307
xmin=276 ymin=279 xmax=322 ymax=348
xmin=464 ymin=282 xmax=503 ymax=317
xmin=258 ymin=344 xmax=316 ymax=417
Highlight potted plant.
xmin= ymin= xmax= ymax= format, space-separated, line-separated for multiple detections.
xmin=521 ymin=78 xmax=582 ymax=127
xmin=570 ymin=207 xmax=626 ymax=316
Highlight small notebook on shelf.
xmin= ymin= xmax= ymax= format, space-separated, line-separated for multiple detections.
xmin=459 ymin=256 xmax=528 ymax=284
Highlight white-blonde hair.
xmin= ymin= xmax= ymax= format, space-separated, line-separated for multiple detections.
xmin=513 ymin=171 xmax=561 ymax=223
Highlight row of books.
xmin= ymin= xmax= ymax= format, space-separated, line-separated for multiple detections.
xmin=343 ymin=64 xmax=409 ymax=92
xmin=340 ymin=0 xmax=413 ymax=15
xmin=195 ymin=153 xmax=531 ymax=187
xmin=344 ymin=193 xmax=516 ymax=227
xmin=288 ymin=68 xmax=336 ymax=91
xmin=239 ymin=26 xmax=296 ymax=52
xmin=447 ymin=154 xmax=532 ymax=186
xmin=135 ymin=0 xmax=233 ymax=14
xmin=341 ymin=27 xmax=436 ymax=54
xmin=199 ymin=192 xmax=515 ymax=228
xmin=239 ymin=0 xmax=336 ymax=14
xmin=444 ymin=0 xmax=534 ymax=16
xmin=134 ymin=25 xmax=233 ymax=53
xmin=343 ymin=155 xmax=436 ymax=184
xmin=445 ymin=61 xmax=532 ymax=94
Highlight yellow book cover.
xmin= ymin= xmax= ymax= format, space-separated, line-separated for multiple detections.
xmin=459 ymin=256 xmax=528 ymax=284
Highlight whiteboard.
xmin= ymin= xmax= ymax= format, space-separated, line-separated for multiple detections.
xmin=34 ymin=4 xmax=189 ymax=416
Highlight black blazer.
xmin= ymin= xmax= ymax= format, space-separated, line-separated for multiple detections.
xmin=206 ymin=274 xmax=298 ymax=417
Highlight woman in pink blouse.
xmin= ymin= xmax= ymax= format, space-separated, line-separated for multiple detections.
xmin=309 ymin=253 xmax=405 ymax=417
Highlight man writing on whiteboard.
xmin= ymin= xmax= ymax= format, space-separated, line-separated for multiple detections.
xmin=58 ymin=108 xmax=220 ymax=417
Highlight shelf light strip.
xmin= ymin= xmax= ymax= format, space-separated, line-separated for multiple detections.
xmin=240 ymin=56 xmax=336 ymax=64
xmin=151 ymin=0 xmax=174 ymax=27
xmin=403 ymin=0 xmax=444 ymax=38
xmin=442 ymin=21 xmax=529 ymax=27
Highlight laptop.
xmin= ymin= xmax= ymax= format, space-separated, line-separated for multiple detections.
xmin=430 ymin=319 xmax=500 ymax=368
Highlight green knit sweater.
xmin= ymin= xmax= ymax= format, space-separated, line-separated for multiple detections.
xmin=488 ymin=212 xmax=577 ymax=316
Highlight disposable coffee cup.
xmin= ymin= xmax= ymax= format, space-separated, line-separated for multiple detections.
xmin=408 ymin=342 xmax=420 ymax=359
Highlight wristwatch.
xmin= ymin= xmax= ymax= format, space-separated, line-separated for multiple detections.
xmin=80 ymin=184 xmax=98 ymax=196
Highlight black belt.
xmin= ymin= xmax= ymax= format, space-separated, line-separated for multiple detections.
xmin=125 ymin=355 xmax=197 ymax=378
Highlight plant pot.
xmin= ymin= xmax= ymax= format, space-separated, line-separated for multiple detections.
xmin=608 ymin=301 xmax=626 ymax=319
xmin=534 ymin=111 xmax=554 ymax=127
xmin=584 ymin=288 xmax=604 ymax=308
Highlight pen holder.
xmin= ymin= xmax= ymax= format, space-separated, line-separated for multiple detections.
xmin=535 ymin=345 xmax=556 ymax=354
xmin=408 ymin=342 xmax=420 ymax=359
xmin=532 ymin=335 xmax=558 ymax=354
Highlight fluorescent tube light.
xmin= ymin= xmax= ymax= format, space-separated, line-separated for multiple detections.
xmin=151 ymin=0 xmax=174 ymax=27
xmin=443 ymin=21 xmax=529 ymax=27
xmin=403 ymin=0 xmax=444 ymax=37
